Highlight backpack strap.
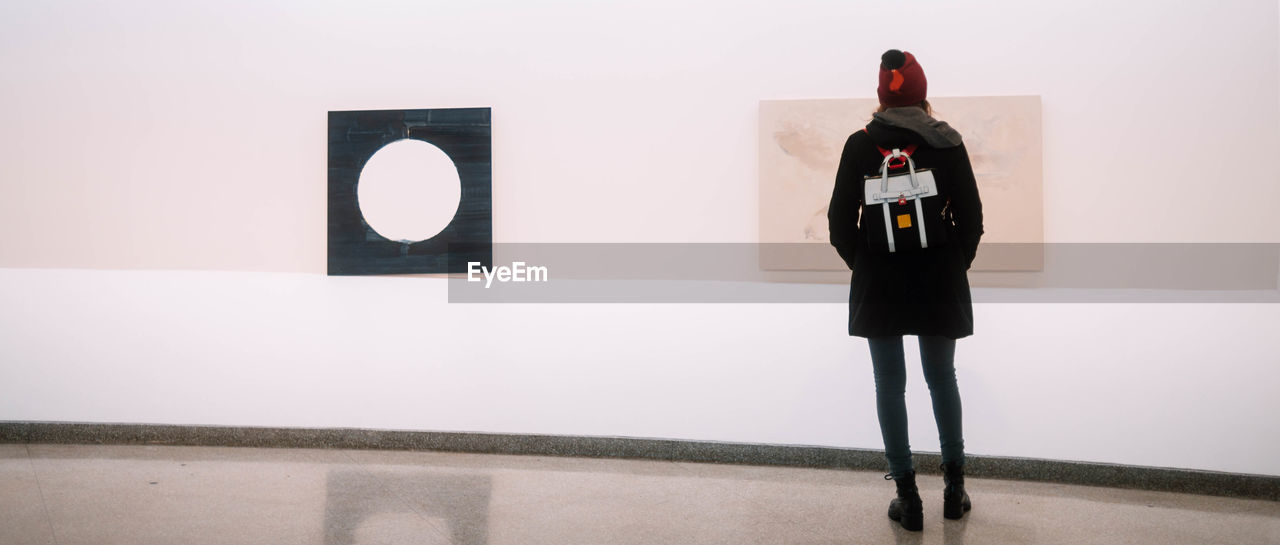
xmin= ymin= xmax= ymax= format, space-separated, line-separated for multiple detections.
xmin=861 ymin=128 xmax=917 ymax=169
xmin=876 ymin=143 xmax=918 ymax=156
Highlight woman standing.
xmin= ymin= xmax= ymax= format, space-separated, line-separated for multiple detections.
xmin=827 ymin=49 xmax=983 ymax=532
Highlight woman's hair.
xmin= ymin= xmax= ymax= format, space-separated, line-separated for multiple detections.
xmin=876 ymin=99 xmax=932 ymax=117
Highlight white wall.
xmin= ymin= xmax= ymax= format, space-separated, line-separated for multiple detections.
xmin=2 ymin=0 xmax=1279 ymax=475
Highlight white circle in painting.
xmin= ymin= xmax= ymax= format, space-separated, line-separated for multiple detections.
xmin=356 ymin=138 xmax=462 ymax=243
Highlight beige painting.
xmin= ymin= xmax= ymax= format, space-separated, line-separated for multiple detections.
xmin=759 ymin=96 xmax=1043 ymax=271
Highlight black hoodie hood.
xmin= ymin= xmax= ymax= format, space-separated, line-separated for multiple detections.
xmin=867 ymin=106 xmax=964 ymax=149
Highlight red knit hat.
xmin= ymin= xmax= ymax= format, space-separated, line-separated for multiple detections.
xmin=877 ymin=50 xmax=927 ymax=107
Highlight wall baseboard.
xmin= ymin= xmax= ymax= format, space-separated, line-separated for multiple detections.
xmin=2 ymin=421 xmax=1276 ymax=501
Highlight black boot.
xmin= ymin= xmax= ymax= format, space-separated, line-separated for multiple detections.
xmin=886 ymin=470 xmax=923 ymax=531
xmin=941 ymin=461 xmax=972 ymax=520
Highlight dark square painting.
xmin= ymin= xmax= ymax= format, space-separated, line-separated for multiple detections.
xmin=328 ymin=107 xmax=492 ymax=275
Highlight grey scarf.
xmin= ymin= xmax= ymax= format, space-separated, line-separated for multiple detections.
xmin=871 ymin=106 xmax=964 ymax=148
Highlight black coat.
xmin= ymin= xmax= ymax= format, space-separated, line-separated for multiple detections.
xmin=827 ymin=119 xmax=984 ymax=339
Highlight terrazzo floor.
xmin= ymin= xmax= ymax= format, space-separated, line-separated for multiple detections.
xmin=1 ymin=443 xmax=1277 ymax=544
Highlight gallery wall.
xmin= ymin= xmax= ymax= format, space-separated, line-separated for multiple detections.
xmin=2 ymin=0 xmax=1279 ymax=475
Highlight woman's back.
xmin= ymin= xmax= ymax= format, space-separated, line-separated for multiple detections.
xmin=828 ymin=107 xmax=983 ymax=338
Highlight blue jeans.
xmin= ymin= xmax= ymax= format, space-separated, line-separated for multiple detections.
xmin=868 ymin=335 xmax=965 ymax=478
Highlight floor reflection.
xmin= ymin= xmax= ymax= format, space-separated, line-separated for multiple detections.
xmin=889 ymin=521 xmax=924 ymax=545
xmin=944 ymin=516 xmax=969 ymax=545
xmin=324 ymin=469 xmax=491 ymax=545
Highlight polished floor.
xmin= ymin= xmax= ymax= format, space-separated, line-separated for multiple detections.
xmin=1 ymin=444 xmax=1277 ymax=545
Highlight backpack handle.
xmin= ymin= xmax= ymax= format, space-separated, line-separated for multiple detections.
xmin=879 ymin=150 xmax=920 ymax=194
